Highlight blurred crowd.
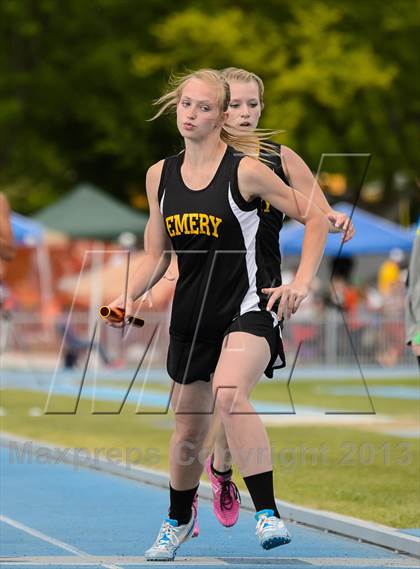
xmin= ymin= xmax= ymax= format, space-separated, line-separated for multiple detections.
xmin=281 ymin=248 xmax=409 ymax=367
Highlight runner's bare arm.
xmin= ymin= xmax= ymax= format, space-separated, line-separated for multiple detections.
xmin=238 ymin=157 xmax=329 ymax=290
xmin=108 ymin=161 xmax=172 ymax=310
xmin=281 ymin=146 xmax=354 ymax=241
xmin=127 ymin=160 xmax=172 ymax=301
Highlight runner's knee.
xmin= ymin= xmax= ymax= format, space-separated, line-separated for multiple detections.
xmin=213 ymin=385 xmax=247 ymax=417
xmin=173 ymin=415 xmax=211 ymax=444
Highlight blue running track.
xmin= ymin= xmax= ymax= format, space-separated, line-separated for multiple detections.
xmin=1 ymin=446 xmax=418 ymax=569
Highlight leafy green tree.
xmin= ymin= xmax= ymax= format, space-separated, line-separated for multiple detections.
xmin=133 ymin=2 xmax=416 ymax=211
xmin=0 ymin=0 xmax=172 ymax=212
xmin=0 ymin=0 xmax=418 ymax=219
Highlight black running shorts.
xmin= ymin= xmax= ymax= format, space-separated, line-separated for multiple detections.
xmin=167 ymin=310 xmax=286 ymax=384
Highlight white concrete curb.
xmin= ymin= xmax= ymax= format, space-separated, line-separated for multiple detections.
xmin=1 ymin=432 xmax=419 ymax=558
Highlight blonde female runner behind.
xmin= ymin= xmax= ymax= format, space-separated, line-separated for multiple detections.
xmin=202 ymin=67 xmax=355 ymax=530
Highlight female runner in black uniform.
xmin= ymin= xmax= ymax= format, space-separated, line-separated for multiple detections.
xmin=107 ymin=69 xmax=330 ymax=561
xmin=203 ymin=67 xmax=355 ymax=530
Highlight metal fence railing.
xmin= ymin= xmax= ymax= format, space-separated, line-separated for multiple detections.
xmin=281 ymin=309 xmax=412 ymax=367
xmin=0 ymin=309 xmax=414 ymax=369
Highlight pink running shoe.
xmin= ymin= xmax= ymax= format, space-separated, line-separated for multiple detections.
xmin=192 ymin=493 xmax=199 ymax=538
xmin=205 ymin=455 xmax=241 ymax=527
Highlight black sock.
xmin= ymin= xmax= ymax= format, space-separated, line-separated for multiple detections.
xmin=211 ymin=455 xmax=232 ymax=477
xmin=168 ymin=484 xmax=198 ymax=525
xmin=243 ymin=471 xmax=280 ymax=518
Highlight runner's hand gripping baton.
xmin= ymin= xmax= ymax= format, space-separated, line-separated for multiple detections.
xmin=99 ymin=305 xmax=145 ymax=327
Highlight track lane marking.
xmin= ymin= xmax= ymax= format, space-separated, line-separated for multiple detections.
xmin=0 ymin=515 xmax=122 ymax=569
xmin=0 ymin=555 xmax=419 ymax=567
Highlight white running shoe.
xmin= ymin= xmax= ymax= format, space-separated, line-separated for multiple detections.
xmin=255 ymin=509 xmax=292 ymax=550
xmin=144 ymin=515 xmax=194 ymax=561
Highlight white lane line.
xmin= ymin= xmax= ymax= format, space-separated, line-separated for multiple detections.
xmin=0 ymin=557 xmax=225 ymax=567
xmin=0 ymin=515 xmax=122 ymax=569
xmin=1 ymin=515 xmax=87 ymax=556
xmin=0 ymin=557 xmax=419 ymax=567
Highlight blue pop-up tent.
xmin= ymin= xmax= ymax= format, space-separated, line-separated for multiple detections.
xmin=280 ymin=202 xmax=415 ymax=256
xmin=11 ymin=212 xmax=44 ymax=245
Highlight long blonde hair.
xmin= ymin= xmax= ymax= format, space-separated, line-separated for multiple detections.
xmin=150 ymin=68 xmax=279 ymax=159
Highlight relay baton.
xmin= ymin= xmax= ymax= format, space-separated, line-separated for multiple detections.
xmin=99 ymin=305 xmax=145 ymax=327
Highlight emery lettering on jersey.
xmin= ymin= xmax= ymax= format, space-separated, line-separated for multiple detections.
xmin=165 ymin=213 xmax=223 ymax=238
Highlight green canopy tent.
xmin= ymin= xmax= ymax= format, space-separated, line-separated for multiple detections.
xmin=33 ymin=183 xmax=148 ymax=240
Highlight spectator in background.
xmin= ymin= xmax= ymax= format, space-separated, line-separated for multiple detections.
xmin=56 ymin=304 xmax=114 ymax=369
xmin=375 ymin=253 xmax=407 ymax=367
xmin=324 ymin=256 xmax=359 ymax=316
xmin=323 ymin=256 xmax=366 ymax=363
xmin=405 ymin=223 xmax=420 ymax=369
xmin=378 ymin=248 xmax=405 ymax=297
xmin=376 ymin=278 xmax=406 ymax=367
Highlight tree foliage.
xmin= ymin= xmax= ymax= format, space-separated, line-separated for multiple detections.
xmin=1 ymin=0 xmax=418 ymax=218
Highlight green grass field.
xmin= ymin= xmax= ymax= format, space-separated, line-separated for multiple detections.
xmin=96 ymin=375 xmax=419 ymax=417
xmin=253 ymin=376 xmax=420 ymax=417
xmin=1 ymin=386 xmax=419 ymax=529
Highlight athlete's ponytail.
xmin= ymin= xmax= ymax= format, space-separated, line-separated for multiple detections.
xmin=150 ymin=68 xmax=280 ymax=161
